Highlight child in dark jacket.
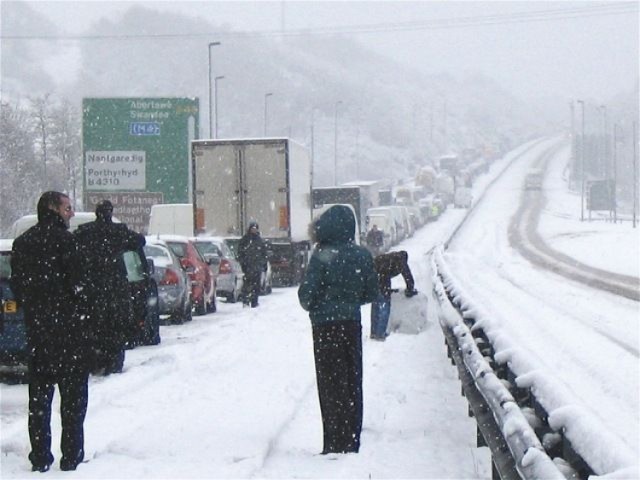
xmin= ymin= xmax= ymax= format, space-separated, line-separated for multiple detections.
xmin=298 ymin=205 xmax=378 ymax=454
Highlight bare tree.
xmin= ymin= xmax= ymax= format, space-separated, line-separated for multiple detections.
xmin=49 ymin=98 xmax=82 ymax=207
xmin=0 ymin=101 xmax=40 ymax=235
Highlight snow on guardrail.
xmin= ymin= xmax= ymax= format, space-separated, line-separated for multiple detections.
xmin=431 ymin=246 xmax=638 ymax=479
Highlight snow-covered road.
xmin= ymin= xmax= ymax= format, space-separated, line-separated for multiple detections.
xmin=1 ymin=208 xmax=488 ymax=478
xmin=443 ymin=138 xmax=639 ymax=475
xmin=2 ymin=137 xmax=637 ymax=478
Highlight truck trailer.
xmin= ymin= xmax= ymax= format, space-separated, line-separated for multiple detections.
xmin=191 ymin=138 xmax=313 ymax=286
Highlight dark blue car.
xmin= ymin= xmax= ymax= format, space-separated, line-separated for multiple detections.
xmin=0 ymin=239 xmax=27 ymax=365
xmin=0 ymin=238 xmax=160 ymax=368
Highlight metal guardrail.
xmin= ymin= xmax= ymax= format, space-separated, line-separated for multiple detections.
xmin=431 ymin=250 xmax=594 ymax=480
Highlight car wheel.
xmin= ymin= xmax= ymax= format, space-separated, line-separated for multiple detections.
xmin=183 ymin=298 xmax=193 ymax=322
xmin=227 ymin=278 xmax=239 ymax=303
xmin=148 ymin=322 xmax=161 ymax=345
xmin=228 ymin=292 xmax=237 ymax=303
xmin=172 ymin=297 xmax=192 ymax=324
xmin=207 ymin=294 xmax=217 ymax=313
xmin=195 ymin=293 xmax=206 ymax=316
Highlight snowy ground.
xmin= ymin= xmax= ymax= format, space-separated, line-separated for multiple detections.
xmin=538 ymin=146 xmax=639 ymax=278
xmin=444 ymin=138 xmax=639 ymax=477
xmin=2 ymin=138 xmax=637 ymax=478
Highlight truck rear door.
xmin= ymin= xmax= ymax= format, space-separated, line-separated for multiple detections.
xmin=194 ymin=142 xmax=240 ymax=236
xmin=242 ymin=142 xmax=288 ymax=240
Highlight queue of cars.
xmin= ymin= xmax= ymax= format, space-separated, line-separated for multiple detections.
xmin=0 ymin=215 xmax=274 ymax=371
xmin=0 ymin=221 xmax=161 ymax=368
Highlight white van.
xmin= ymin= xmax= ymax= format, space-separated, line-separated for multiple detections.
xmin=9 ymin=212 xmax=120 ymax=238
xmin=454 ymin=187 xmax=473 ymax=208
xmin=366 ymin=213 xmax=395 ymax=252
xmin=365 ymin=207 xmax=398 ymax=245
xmin=148 ymin=204 xmax=194 ymax=237
xmin=390 ymin=205 xmax=414 ymax=238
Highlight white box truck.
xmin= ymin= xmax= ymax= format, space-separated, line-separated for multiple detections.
xmin=147 ymin=203 xmax=194 ymax=236
xmin=191 ymin=138 xmax=313 ymax=286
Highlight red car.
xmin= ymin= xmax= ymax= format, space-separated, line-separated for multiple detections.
xmin=156 ymin=235 xmax=216 ymax=315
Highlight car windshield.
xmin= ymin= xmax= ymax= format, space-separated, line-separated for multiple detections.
xmin=219 ymin=243 xmax=235 ymax=259
xmin=0 ymin=253 xmax=11 ymax=280
xmin=166 ymin=242 xmax=187 ymax=259
xmin=224 ymin=239 xmax=240 ymax=257
xmin=123 ymin=251 xmax=145 ymax=282
xmin=194 ymin=242 xmax=221 ymax=257
xmin=144 ymin=245 xmax=170 ymax=260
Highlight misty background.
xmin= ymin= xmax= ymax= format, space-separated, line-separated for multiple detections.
xmin=0 ymin=0 xmax=638 ymax=235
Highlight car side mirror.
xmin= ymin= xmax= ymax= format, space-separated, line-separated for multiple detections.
xmin=205 ymin=254 xmax=221 ymax=267
xmin=146 ymin=258 xmax=155 ymax=276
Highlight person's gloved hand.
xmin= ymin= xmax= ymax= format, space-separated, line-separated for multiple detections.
xmin=404 ymin=288 xmax=418 ymax=298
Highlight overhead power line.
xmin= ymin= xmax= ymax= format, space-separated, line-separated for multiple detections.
xmin=2 ymin=2 xmax=638 ymax=41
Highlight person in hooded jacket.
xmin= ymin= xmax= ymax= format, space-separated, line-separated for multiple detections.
xmin=237 ymin=221 xmax=268 ymax=308
xmin=298 ymin=205 xmax=378 ymax=455
xmin=74 ymin=200 xmax=145 ymax=375
xmin=10 ymin=191 xmax=91 ymax=472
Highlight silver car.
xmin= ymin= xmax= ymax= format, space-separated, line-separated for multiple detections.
xmin=192 ymin=236 xmax=244 ymax=303
xmin=143 ymin=238 xmax=192 ymax=324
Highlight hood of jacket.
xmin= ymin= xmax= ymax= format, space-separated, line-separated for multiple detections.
xmin=314 ymin=205 xmax=355 ymax=245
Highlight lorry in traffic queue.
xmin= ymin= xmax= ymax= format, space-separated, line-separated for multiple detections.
xmin=454 ymin=186 xmax=473 ymax=208
xmin=312 ymin=184 xmax=377 ymax=242
xmin=148 ymin=203 xmax=194 ymax=236
xmin=191 ymin=138 xmax=313 ymax=287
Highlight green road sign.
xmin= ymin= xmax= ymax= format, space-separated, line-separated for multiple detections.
xmin=82 ymin=97 xmax=199 ymax=232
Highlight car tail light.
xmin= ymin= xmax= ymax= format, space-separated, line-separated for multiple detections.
xmin=219 ymin=258 xmax=232 ymax=275
xmin=160 ymin=268 xmax=181 ymax=286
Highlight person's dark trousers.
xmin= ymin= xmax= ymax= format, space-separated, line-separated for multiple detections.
xmin=370 ymin=294 xmax=391 ymax=339
xmin=28 ymin=372 xmax=89 ymax=471
xmin=104 ymin=348 xmax=125 ymax=374
xmin=242 ymin=271 xmax=262 ymax=307
xmin=312 ymin=321 xmax=363 ymax=454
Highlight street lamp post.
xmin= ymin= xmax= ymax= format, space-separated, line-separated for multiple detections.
xmin=600 ymin=105 xmax=608 ymax=178
xmin=264 ymin=93 xmax=273 ymax=136
xmin=334 ymin=100 xmax=342 ymax=185
xmin=208 ymin=41 xmax=221 ymax=138
xmin=310 ymin=107 xmax=319 ymax=185
xmin=214 ymin=75 xmax=224 ymax=139
xmin=577 ymin=100 xmax=586 ymax=221
xmin=634 ymin=121 xmax=638 ymax=228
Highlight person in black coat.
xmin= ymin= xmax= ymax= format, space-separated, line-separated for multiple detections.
xmin=10 ymin=191 xmax=91 ymax=472
xmin=74 ymin=200 xmax=145 ymax=375
xmin=298 ymin=205 xmax=378 ymax=454
xmin=237 ymin=221 xmax=268 ymax=308
xmin=370 ymin=250 xmax=418 ymax=340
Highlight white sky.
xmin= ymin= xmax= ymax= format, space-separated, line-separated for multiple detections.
xmin=23 ymin=0 xmax=640 ymax=103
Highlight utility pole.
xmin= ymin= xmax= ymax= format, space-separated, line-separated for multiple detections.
xmin=214 ymin=75 xmax=224 ymax=139
xmin=634 ymin=121 xmax=638 ymax=228
xmin=613 ymin=123 xmax=619 ymax=223
xmin=577 ymin=100 xmax=586 ymax=221
xmin=310 ymin=107 xmax=318 ymax=186
xmin=570 ymin=101 xmax=576 ymax=188
xmin=334 ymin=100 xmax=342 ymax=185
xmin=208 ymin=41 xmax=221 ymax=138
xmin=264 ymin=92 xmax=273 ymax=136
